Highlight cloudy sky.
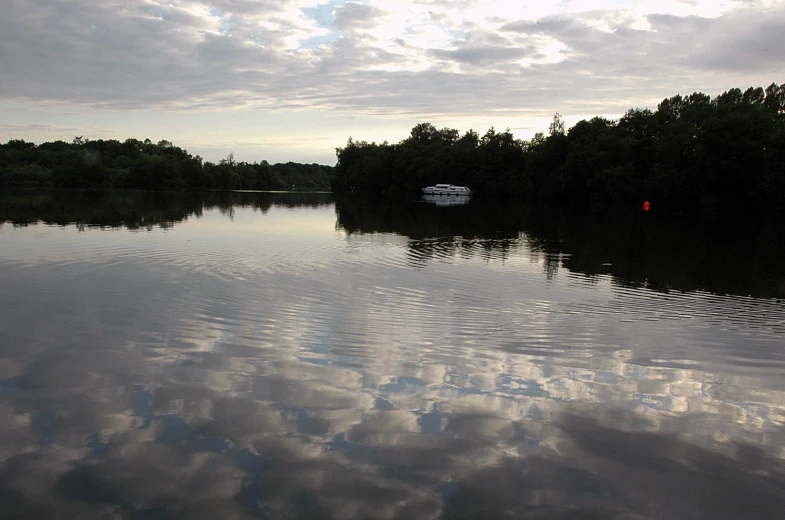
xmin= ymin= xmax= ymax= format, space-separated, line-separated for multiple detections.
xmin=1 ymin=0 xmax=783 ymax=164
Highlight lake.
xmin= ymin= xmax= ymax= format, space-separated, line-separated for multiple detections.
xmin=1 ymin=190 xmax=784 ymax=519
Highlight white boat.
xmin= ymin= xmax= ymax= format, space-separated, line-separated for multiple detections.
xmin=421 ymin=184 xmax=472 ymax=196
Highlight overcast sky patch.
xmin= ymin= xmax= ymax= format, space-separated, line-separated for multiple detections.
xmin=1 ymin=0 xmax=783 ymax=163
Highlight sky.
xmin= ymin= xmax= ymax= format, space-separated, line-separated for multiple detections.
xmin=1 ymin=0 xmax=784 ymax=165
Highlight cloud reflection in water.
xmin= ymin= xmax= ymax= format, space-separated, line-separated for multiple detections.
xmin=0 ymin=193 xmax=784 ymax=519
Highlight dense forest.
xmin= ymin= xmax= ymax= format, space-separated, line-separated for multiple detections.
xmin=0 ymin=137 xmax=334 ymax=191
xmin=333 ymin=84 xmax=785 ymax=214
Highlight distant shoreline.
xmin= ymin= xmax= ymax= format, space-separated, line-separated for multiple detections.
xmin=0 ymin=138 xmax=335 ymax=192
xmin=331 ymin=83 xmax=785 ymax=216
xmin=3 ymin=83 xmax=784 ymax=216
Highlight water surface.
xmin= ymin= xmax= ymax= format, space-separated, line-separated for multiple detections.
xmin=1 ymin=191 xmax=784 ymax=519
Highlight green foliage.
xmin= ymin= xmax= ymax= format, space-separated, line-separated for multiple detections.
xmin=0 ymin=138 xmax=334 ymax=191
xmin=333 ymin=83 xmax=785 ymax=215
xmin=334 ymin=125 xmax=527 ymax=196
xmin=272 ymin=162 xmax=334 ymax=190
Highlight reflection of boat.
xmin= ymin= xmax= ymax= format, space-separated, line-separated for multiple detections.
xmin=422 ymin=184 xmax=472 ymax=196
xmin=422 ymin=194 xmax=471 ymax=206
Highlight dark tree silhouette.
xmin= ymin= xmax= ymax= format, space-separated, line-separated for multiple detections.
xmin=0 ymin=139 xmax=334 ymax=191
xmin=332 ymin=83 xmax=785 ymax=215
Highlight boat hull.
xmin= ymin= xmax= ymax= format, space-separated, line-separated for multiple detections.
xmin=422 ymin=194 xmax=471 ymax=206
xmin=421 ymin=188 xmax=472 ymax=195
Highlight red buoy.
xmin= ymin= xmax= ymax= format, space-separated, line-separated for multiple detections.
xmin=643 ymin=201 xmax=650 ymax=212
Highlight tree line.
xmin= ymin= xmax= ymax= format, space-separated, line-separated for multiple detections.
xmin=333 ymin=83 xmax=785 ymax=214
xmin=0 ymin=137 xmax=334 ymax=191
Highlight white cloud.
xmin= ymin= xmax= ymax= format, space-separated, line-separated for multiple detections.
xmin=1 ymin=0 xmax=784 ymax=161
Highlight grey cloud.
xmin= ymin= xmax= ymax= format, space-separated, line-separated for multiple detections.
xmin=0 ymin=0 xmax=292 ymax=108
xmin=333 ymin=2 xmax=387 ymax=31
xmin=501 ymin=16 xmax=577 ymax=35
xmin=0 ymin=124 xmax=83 ymax=134
xmin=501 ymin=9 xmax=785 ymax=77
xmin=415 ymin=0 xmax=482 ymax=9
xmin=461 ymin=27 xmax=519 ymax=47
xmin=502 ymin=15 xmax=647 ymax=58
xmin=429 ymin=44 xmax=539 ymax=64
xmin=150 ymin=3 xmax=216 ymax=27
xmin=428 ymin=10 xmax=451 ymax=25
xmin=1 ymin=1 xmax=784 ymax=125
xmin=211 ymin=0 xmax=281 ymax=16
xmin=646 ymin=13 xmax=715 ymax=30
xmin=661 ymin=11 xmax=785 ymax=72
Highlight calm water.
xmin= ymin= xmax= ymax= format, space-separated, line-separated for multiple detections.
xmin=1 ymin=191 xmax=785 ymax=519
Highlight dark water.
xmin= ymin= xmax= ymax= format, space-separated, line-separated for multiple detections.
xmin=1 ymin=191 xmax=785 ymax=519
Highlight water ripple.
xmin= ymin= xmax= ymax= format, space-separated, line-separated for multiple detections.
xmin=3 ymin=199 xmax=785 ymax=519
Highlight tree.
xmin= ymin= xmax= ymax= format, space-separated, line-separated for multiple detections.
xmin=549 ymin=112 xmax=565 ymax=136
